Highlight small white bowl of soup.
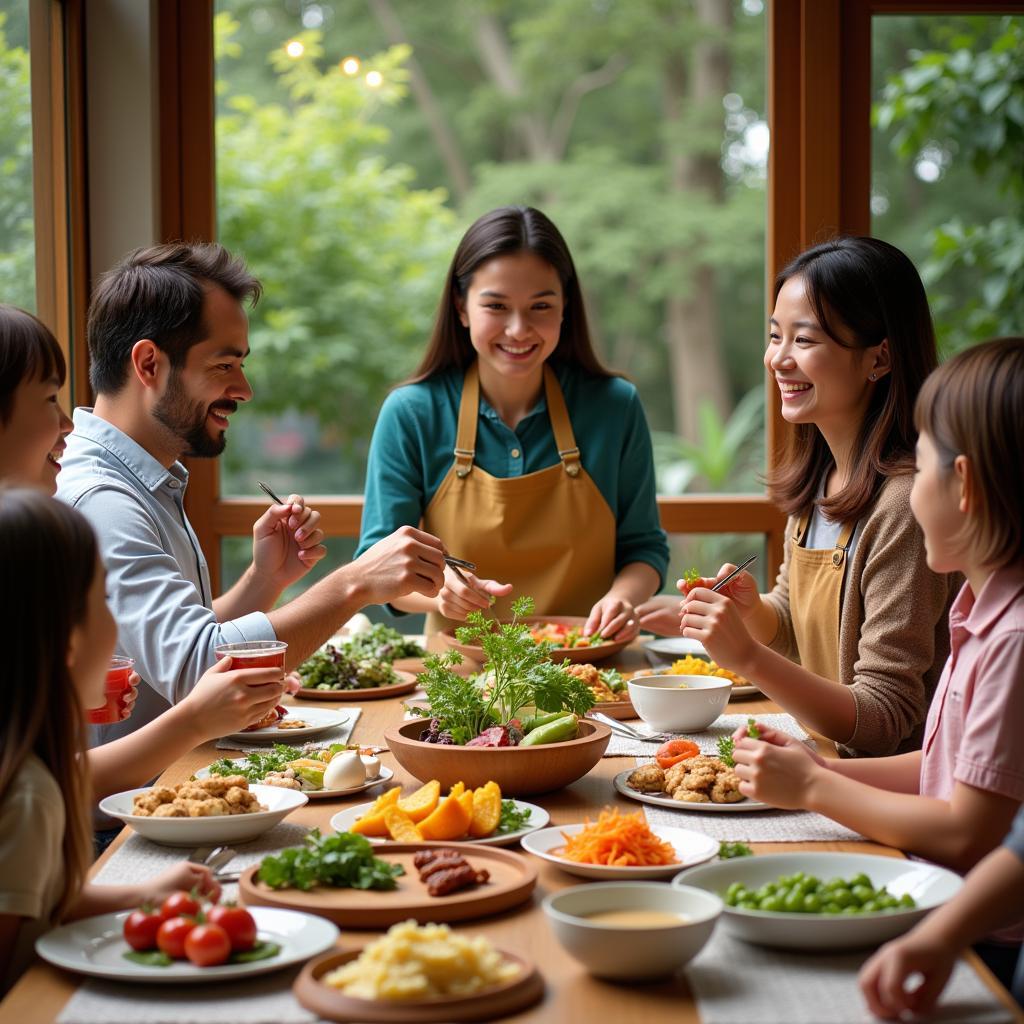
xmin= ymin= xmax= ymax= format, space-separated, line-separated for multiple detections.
xmin=627 ymin=674 xmax=732 ymax=733
xmin=542 ymin=881 xmax=722 ymax=980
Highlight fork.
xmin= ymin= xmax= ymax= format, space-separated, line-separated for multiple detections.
xmin=591 ymin=712 xmax=676 ymax=743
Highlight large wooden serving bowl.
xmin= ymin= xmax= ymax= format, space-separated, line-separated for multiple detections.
xmin=383 ymin=719 xmax=612 ymax=796
xmin=438 ymin=615 xmax=631 ymax=665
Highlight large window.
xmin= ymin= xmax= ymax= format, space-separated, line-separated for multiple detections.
xmin=0 ymin=2 xmax=36 ymax=311
xmin=212 ymin=0 xmax=770 ymax=597
xmin=871 ymin=13 xmax=1024 ymax=353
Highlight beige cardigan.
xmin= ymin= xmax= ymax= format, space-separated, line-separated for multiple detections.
xmin=763 ymin=473 xmax=956 ymax=757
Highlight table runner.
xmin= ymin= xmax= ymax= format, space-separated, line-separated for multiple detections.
xmin=214 ymin=707 xmax=361 ymax=752
xmin=603 ymin=712 xmax=808 ymax=757
xmin=686 ymin=930 xmax=1014 ymax=1023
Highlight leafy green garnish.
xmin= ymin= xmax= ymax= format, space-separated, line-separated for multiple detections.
xmin=121 ymin=940 xmax=282 ymax=968
xmin=124 ymin=949 xmax=173 ymax=967
xmin=717 ymin=718 xmax=760 ymax=768
xmin=497 ymin=799 xmax=532 ymax=834
xmin=257 ymin=828 xmax=405 ymax=892
xmin=207 ymin=743 xmax=302 ymax=783
xmin=344 ymin=624 xmax=424 ymax=662
xmin=682 ymin=567 xmax=701 ymax=585
xmin=230 ymin=940 xmax=281 ymax=962
xmin=419 ymin=597 xmax=595 ymax=743
xmin=718 ymin=841 xmax=753 ymax=859
xmin=598 ymin=667 xmax=627 ymax=693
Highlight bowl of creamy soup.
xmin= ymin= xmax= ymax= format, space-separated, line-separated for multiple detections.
xmin=542 ymin=881 xmax=722 ymax=979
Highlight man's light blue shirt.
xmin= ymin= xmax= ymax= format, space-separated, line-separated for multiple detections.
xmin=56 ymin=408 xmax=276 ymax=745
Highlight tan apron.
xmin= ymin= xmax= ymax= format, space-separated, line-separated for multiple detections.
xmin=788 ymin=509 xmax=856 ymax=682
xmin=422 ymin=362 xmax=616 ymax=636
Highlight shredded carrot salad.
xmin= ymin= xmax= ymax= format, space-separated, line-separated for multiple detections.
xmin=560 ymin=808 xmax=679 ymax=867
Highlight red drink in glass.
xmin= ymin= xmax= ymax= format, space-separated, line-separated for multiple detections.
xmin=214 ymin=640 xmax=288 ymax=670
xmin=87 ymin=656 xmax=135 ymax=725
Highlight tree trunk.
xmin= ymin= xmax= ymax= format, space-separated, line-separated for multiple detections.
xmin=367 ymin=0 xmax=473 ymax=201
xmin=663 ymin=0 xmax=732 ymax=443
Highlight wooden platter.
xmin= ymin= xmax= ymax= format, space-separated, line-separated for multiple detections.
xmin=239 ymin=842 xmax=538 ymax=928
xmin=293 ymin=948 xmax=543 ymax=1022
xmin=295 ymin=670 xmax=420 ymax=702
xmin=439 ymin=615 xmax=630 ymax=665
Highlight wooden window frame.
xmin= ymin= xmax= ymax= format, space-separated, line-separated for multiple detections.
xmin=152 ymin=0 xmax=1024 ymax=594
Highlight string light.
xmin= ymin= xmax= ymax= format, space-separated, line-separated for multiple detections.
xmin=340 ymin=56 xmax=360 ymax=76
xmin=365 ymin=70 xmax=383 ymax=88
xmin=285 ymin=40 xmax=305 ymax=59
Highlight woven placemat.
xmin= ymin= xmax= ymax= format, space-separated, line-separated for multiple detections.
xmin=604 ymin=713 xmax=808 ymax=757
xmin=686 ymin=929 xmax=1014 ymax=1023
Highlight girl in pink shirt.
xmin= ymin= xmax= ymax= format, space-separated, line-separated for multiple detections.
xmin=732 ymin=337 xmax=1024 ymax=988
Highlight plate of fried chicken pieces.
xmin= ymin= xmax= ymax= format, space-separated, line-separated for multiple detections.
xmin=614 ymin=756 xmax=772 ymax=811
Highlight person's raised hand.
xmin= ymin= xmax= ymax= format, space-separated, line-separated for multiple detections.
xmin=437 ymin=565 xmax=512 ymax=621
xmin=348 ymin=526 xmax=447 ymax=605
xmin=680 ymin=587 xmax=758 ymax=674
xmin=180 ymin=654 xmax=288 ymax=739
xmin=251 ymin=494 xmax=326 ymax=590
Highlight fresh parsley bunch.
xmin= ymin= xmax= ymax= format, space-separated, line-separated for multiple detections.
xmin=257 ymin=829 xmax=405 ymax=891
xmin=420 ymin=596 xmax=595 ymax=744
xmin=717 ymin=718 xmax=761 ymax=767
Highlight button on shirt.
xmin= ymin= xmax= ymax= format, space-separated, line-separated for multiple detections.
xmin=56 ymin=409 xmax=276 ymax=745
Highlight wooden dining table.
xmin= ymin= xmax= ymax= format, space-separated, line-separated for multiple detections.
xmin=4 ymin=641 xmax=1023 ymax=1023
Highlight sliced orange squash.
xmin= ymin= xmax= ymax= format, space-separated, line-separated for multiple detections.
xmin=418 ymin=786 xmax=473 ymax=841
xmin=468 ymin=781 xmax=502 ymax=838
xmin=383 ymin=806 xmax=423 ymax=843
xmin=396 ymin=780 xmax=441 ymax=823
xmin=349 ymin=787 xmax=401 ymax=836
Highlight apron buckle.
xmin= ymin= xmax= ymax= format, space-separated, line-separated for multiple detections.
xmin=832 ymin=550 xmax=844 ymax=567
xmin=559 ymin=446 xmax=581 ymax=477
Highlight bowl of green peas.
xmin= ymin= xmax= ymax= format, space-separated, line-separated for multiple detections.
xmin=672 ymin=852 xmax=962 ymax=950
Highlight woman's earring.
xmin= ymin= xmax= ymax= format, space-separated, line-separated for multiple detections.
xmin=869 ymin=373 xmax=877 ymax=381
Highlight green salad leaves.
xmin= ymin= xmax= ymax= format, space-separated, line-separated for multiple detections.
xmin=417 ymin=597 xmax=595 ymax=744
xmin=257 ymin=829 xmax=405 ymax=892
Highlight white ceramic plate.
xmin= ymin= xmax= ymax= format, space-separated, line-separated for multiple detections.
xmin=641 ymin=639 xmax=761 ymax=698
xmin=194 ymin=760 xmax=394 ymax=801
xmin=330 ymin=798 xmax=549 ymax=846
xmin=36 ymin=907 xmax=339 ymax=983
xmin=221 ymin=707 xmax=350 ymax=745
xmin=613 ymin=767 xmax=771 ymax=812
xmin=672 ymin=851 xmax=963 ymax=950
xmin=521 ymin=823 xmax=719 ymax=879
xmin=98 ymin=784 xmax=308 ymax=846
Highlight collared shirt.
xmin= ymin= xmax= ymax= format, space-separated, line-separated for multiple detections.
xmin=920 ymin=565 xmax=1024 ymax=803
xmin=56 ymin=408 xmax=276 ymax=745
xmin=356 ymin=363 xmax=669 ymax=588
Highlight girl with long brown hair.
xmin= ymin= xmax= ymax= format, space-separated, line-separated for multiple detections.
xmin=0 ymin=487 xmax=222 ymax=992
xmin=658 ymin=238 xmax=955 ymax=756
xmin=357 ymin=206 xmax=668 ymax=637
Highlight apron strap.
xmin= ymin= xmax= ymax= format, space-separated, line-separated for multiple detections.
xmin=543 ymin=365 xmax=582 ymax=478
xmin=453 ymin=362 xmax=481 ymax=478
xmin=794 ymin=509 xmax=811 ymax=545
xmin=831 ymin=519 xmax=856 ymax=570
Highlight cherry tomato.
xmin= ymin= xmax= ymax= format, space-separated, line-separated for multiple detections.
xmin=156 ymin=915 xmax=196 ymax=960
xmin=184 ymin=923 xmax=232 ymax=967
xmin=160 ymin=890 xmax=200 ymax=920
xmin=207 ymin=904 xmax=257 ymax=952
xmin=655 ymin=739 xmax=700 ymax=770
xmin=123 ymin=908 xmax=163 ymax=951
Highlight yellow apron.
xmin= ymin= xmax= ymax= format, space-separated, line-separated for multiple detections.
xmin=788 ymin=509 xmax=856 ymax=682
xmin=422 ymin=361 xmax=616 ymax=636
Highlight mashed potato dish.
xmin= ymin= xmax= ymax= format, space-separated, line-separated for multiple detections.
xmin=324 ymin=919 xmax=520 ymax=1001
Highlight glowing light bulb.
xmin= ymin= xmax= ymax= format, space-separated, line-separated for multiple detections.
xmin=285 ymin=40 xmax=305 ymax=59
xmin=340 ymin=57 xmax=360 ymax=76
xmin=365 ymin=70 xmax=383 ymax=88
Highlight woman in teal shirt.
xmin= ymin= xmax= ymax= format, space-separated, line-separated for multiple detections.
xmin=357 ymin=206 xmax=668 ymax=637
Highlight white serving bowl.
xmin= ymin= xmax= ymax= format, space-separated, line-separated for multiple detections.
xmin=672 ymin=851 xmax=963 ymax=951
xmin=627 ymin=674 xmax=731 ymax=732
xmin=98 ymin=784 xmax=308 ymax=846
xmin=542 ymin=881 xmax=721 ymax=980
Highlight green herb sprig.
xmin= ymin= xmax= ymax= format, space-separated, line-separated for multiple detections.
xmin=257 ymin=829 xmax=404 ymax=892
xmin=717 ymin=718 xmax=761 ymax=768
xmin=718 ymin=841 xmax=753 ymax=859
xmin=497 ymin=799 xmax=532 ymax=834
